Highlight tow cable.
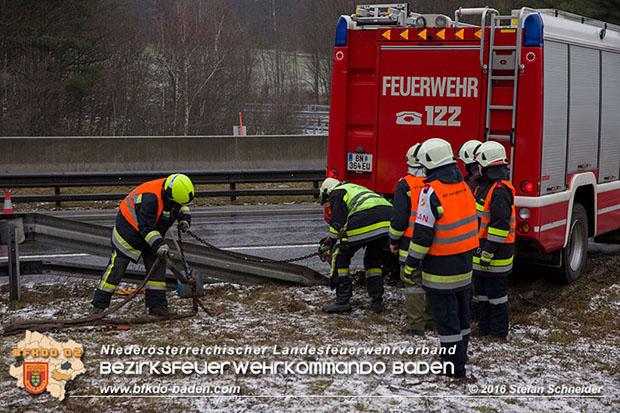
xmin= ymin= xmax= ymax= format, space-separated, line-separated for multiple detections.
xmin=2 ymin=229 xmax=221 ymax=336
xmin=2 ymin=227 xmax=317 ymax=336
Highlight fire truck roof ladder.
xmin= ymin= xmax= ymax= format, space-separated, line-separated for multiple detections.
xmin=457 ymin=7 xmax=538 ymax=181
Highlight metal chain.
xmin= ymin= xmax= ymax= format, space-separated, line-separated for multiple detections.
xmin=181 ymin=228 xmax=318 ymax=264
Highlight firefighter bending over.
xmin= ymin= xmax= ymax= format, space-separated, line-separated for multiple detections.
xmin=90 ymin=174 xmax=194 ymax=317
xmin=404 ymin=139 xmax=478 ymax=378
xmin=389 ymin=144 xmax=433 ymax=336
xmin=472 ymin=142 xmax=515 ymax=341
xmin=319 ymin=178 xmax=392 ymax=314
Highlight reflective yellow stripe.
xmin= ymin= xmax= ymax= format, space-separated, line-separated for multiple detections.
xmin=473 ymin=256 xmax=514 ymax=266
xmin=146 ymin=281 xmax=166 ymax=287
xmin=366 ymin=268 xmax=382 ymax=275
xmin=100 ymin=250 xmax=116 ymax=286
xmin=329 ymin=248 xmax=339 ymax=278
xmin=399 ymin=249 xmax=408 ymax=258
xmin=409 ymin=242 xmax=430 ymax=254
xmin=476 ymin=202 xmax=485 ymax=211
xmin=437 ymin=205 xmax=444 ymax=215
xmin=423 ymin=271 xmax=471 ymax=285
xmin=346 ymin=221 xmax=389 ymax=236
xmin=389 ymin=226 xmax=405 ymax=237
xmin=113 ymin=227 xmax=140 ymax=258
xmin=101 ymin=282 xmax=117 ymax=290
xmin=488 ymin=227 xmax=509 ymax=237
xmin=329 ymin=226 xmax=339 ymax=235
xmin=135 ymin=193 xmax=142 ymax=204
xmin=337 ymin=268 xmax=349 ymax=274
xmin=145 ymin=230 xmax=160 ymax=243
xmin=180 ymin=206 xmax=190 ymax=212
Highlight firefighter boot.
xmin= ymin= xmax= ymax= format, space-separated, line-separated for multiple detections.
xmin=322 ymin=277 xmax=352 ymax=313
xmin=91 ymin=289 xmax=112 ymax=315
xmin=366 ymin=275 xmax=385 ymax=314
xmin=149 ymin=306 xmax=178 ymax=317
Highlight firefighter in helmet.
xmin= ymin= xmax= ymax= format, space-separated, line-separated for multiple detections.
xmin=457 ymin=139 xmax=483 ymax=322
xmin=389 ymin=144 xmax=433 ymax=336
xmin=319 ymin=177 xmax=392 ymax=314
xmin=472 ymin=141 xmax=515 ymax=341
xmin=91 ymin=174 xmax=194 ymax=317
xmin=458 ymin=140 xmax=483 ymax=194
xmin=404 ymin=138 xmax=478 ymax=378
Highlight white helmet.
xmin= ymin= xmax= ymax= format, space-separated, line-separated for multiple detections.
xmin=320 ymin=177 xmax=341 ymax=203
xmin=475 ymin=141 xmax=508 ymax=167
xmin=406 ymin=143 xmax=422 ymax=167
xmin=457 ymin=140 xmax=482 ymax=165
xmin=416 ymin=138 xmax=456 ymax=170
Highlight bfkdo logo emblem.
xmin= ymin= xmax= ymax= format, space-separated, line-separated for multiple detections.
xmin=24 ymin=362 xmax=49 ymax=394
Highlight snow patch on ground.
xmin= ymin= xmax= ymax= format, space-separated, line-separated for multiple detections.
xmin=1 ymin=278 xmax=618 ymax=412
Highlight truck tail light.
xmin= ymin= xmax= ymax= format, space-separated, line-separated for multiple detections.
xmin=518 ymin=222 xmax=530 ymax=234
xmin=327 ymin=168 xmax=339 ymax=179
xmin=520 ymin=180 xmax=534 ymax=193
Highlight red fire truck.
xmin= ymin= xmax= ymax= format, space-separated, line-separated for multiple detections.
xmin=326 ymin=4 xmax=620 ymax=282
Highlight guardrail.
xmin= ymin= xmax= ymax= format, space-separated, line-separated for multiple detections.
xmin=1 ymin=169 xmax=324 ymax=205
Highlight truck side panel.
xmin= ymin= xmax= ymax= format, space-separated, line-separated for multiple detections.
xmin=567 ymin=46 xmax=600 ymax=174
xmin=541 ymin=41 xmax=568 ymax=195
xmin=598 ymin=51 xmax=620 ymax=183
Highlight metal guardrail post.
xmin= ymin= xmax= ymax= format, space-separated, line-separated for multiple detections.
xmin=55 ymin=187 xmax=61 ymax=207
xmin=6 ymin=222 xmax=21 ymax=301
xmin=313 ymin=180 xmax=319 ymax=199
xmin=230 ymin=183 xmax=237 ymax=202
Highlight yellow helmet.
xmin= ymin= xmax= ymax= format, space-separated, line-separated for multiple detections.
xmin=164 ymin=174 xmax=194 ymax=205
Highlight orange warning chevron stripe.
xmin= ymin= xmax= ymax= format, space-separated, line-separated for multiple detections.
xmin=436 ymin=29 xmax=445 ymax=40
xmin=455 ymin=29 xmax=464 ymax=40
xmin=418 ymin=29 xmax=427 ymax=39
xmin=400 ymin=29 xmax=409 ymax=40
xmin=382 ymin=30 xmax=391 ymax=40
xmin=474 ymin=29 xmax=482 ymax=39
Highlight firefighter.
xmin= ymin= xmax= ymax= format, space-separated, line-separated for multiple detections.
xmin=404 ymin=138 xmax=478 ymax=378
xmin=389 ymin=144 xmax=433 ymax=336
xmin=457 ymin=140 xmax=483 ymax=193
xmin=457 ymin=139 xmax=483 ymax=322
xmin=472 ymin=141 xmax=515 ymax=341
xmin=90 ymin=174 xmax=194 ymax=317
xmin=320 ymin=178 xmax=392 ymax=314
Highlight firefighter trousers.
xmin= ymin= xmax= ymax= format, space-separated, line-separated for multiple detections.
xmin=474 ymin=273 xmax=509 ymax=338
xmin=92 ymin=247 xmax=168 ymax=309
xmin=426 ymin=289 xmax=471 ymax=378
xmin=331 ymin=237 xmax=385 ymax=304
xmin=400 ymin=266 xmax=433 ymax=331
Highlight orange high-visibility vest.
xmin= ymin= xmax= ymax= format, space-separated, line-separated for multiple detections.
xmin=427 ymin=180 xmax=479 ymax=256
xmin=119 ymin=178 xmax=166 ymax=232
xmin=404 ymin=174 xmax=425 ymax=238
xmin=478 ymin=180 xmax=516 ymax=243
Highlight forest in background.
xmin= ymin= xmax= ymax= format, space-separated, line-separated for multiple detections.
xmin=1 ymin=0 xmax=618 ymax=136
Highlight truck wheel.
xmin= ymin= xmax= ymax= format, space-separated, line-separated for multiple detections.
xmin=558 ymin=203 xmax=588 ymax=283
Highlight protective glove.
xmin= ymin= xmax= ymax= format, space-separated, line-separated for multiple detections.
xmin=402 ymin=265 xmax=419 ymax=285
xmin=318 ymin=243 xmax=331 ymax=262
xmin=178 ymin=220 xmax=190 ymax=233
xmin=479 ymin=250 xmax=494 ymax=271
xmin=157 ymin=244 xmax=170 ymax=257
